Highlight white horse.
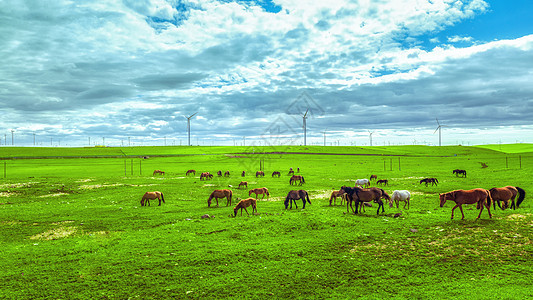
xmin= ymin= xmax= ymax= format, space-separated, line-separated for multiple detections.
xmin=390 ymin=190 xmax=410 ymax=209
xmin=355 ymin=178 xmax=370 ymax=188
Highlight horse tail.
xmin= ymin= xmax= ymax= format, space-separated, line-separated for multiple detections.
xmin=485 ymin=189 xmax=492 ymax=208
xmin=306 ymin=191 xmax=311 ymax=204
xmin=515 ymin=187 xmax=526 ymax=208
xmin=161 ymin=192 xmax=165 ymax=203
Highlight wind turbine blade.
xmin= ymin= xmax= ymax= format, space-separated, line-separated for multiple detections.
xmin=433 ymin=126 xmax=440 ymax=134
xmin=436 ymin=118 xmax=440 ymax=126
xmin=303 ymin=108 xmax=309 ymax=118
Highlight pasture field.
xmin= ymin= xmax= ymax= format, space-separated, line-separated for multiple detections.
xmin=0 ymin=145 xmax=532 ymax=299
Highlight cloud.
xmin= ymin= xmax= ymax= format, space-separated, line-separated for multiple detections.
xmin=1 ymin=0 xmax=531 ymax=146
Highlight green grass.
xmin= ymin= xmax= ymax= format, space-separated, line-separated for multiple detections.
xmin=0 ymin=145 xmax=531 ymax=299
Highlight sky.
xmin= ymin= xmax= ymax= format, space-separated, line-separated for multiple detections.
xmin=1 ymin=0 xmax=533 ymax=147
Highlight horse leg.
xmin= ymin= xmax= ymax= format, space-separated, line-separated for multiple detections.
xmin=244 ymin=207 xmax=249 ymax=216
xmin=216 ymin=198 xmax=219 ymax=207
xmin=302 ymin=198 xmax=306 ymax=209
xmin=458 ymin=205 xmax=465 ymax=220
xmin=450 ymin=204 xmax=461 ymax=219
xmin=484 ymin=200 xmax=492 ymax=218
xmin=158 ymin=197 xmax=162 ymax=206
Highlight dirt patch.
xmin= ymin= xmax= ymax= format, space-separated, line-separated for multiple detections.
xmin=79 ymin=183 xmax=123 ymax=190
xmin=30 ymin=226 xmax=77 ymax=240
xmin=40 ymin=193 xmax=69 ymax=198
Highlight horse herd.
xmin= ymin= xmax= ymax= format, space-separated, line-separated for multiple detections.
xmin=142 ymin=168 xmax=526 ymax=220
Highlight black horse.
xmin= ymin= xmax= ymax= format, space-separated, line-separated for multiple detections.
xmin=420 ymin=178 xmax=438 ymax=186
xmin=340 ymin=186 xmax=388 ymax=215
xmin=284 ymin=190 xmax=311 ymax=209
xmin=452 ymin=169 xmax=467 ymax=177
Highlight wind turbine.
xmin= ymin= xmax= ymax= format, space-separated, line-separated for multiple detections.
xmin=434 ymin=118 xmax=447 ymax=146
xmin=302 ymin=108 xmax=309 ymax=146
xmin=186 ymin=112 xmax=198 ymax=146
xmin=368 ymin=130 xmax=374 ymax=146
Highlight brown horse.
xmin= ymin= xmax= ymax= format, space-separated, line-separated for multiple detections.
xmin=207 ymin=189 xmax=233 ymax=207
xmin=153 ymin=170 xmax=165 ymax=176
xmin=249 ymin=187 xmax=270 ymax=199
xmin=233 ymin=198 xmax=257 ymax=216
xmin=340 ymin=186 xmax=389 ymax=215
xmin=200 ymin=172 xmax=213 ymax=180
xmin=186 ymin=169 xmax=196 ymax=176
xmin=289 ymin=175 xmax=305 ymax=186
xmin=329 ymin=190 xmax=346 ymax=206
xmin=217 ymin=170 xmax=222 ymax=176
xmin=238 ymin=181 xmax=248 ymax=189
xmin=420 ymin=178 xmax=438 ymax=186
xmin=284 ymin=190 xmax=311 ymax=209
xmin=376 ymin=179 xmax=388 ymax=186
xmin=224 ymin=171 xmax=230 ymax=177
xmin=256 ymin=171 xmax=265 ymax=177
xmin=241 ymin=171 xmax=246 ymax=177
xmin=288 ymin=168 xmax=294 ymax=175
xmin=141 ymin=191 xmax=165 ymax=206
xmin=489 ymin=186 xmax=526 ymax=210
xmin=272 ymin=171 xmax=281 ymax=177
xmin=439 ymin=188 xmax=492 ymax=220
xmin=370 ymin=174 xmax=377 ymax=181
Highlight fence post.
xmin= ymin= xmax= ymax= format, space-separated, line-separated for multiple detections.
xmin=139 ymin=159 xmax=142 ymax=175
xmin=124 ymin=160 xmax=127 ymax=176
xmin=4 ymin=161 xmax=6 ymax=178
xmin=506 ymin=157 xmax=508 ymax=169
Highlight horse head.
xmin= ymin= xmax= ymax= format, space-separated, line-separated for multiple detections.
xmin=439 ymin=192 xmax=454 ymax=207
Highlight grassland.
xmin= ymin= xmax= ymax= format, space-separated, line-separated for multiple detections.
xmin=0 ymin=145 xmax=531 ymax=299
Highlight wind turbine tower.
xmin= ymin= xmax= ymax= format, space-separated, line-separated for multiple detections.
xmin=186 ymin=112 xmax=198 ymax=146
xmin=302 ymin=108 xmax=309 ymax=146
xmin=434 ymin=118 xmax=447 ymax=146
xmin=368 ymin=130 xmax=374 ymax=146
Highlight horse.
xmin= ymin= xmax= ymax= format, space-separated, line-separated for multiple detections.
xmin=289 ymin=175 xmax=305 ymax=186
xmin=284 ymin=190 xmax=311 ymax=209
xmin=272 ymin=171 xmax=281 ymax=177
xmin=439 ymin=188 xmax=492 ymax=220
xmin=152 ymin=170 xmax=165 ymax=176
xmin=355 ymin=178 xmax=370 ymax=188
xmin=238 ymin=181 xmax=248 ymax=189
xmin=420 ymin=178 xmax=438 ymax=186
xmin=340 ymin=186 xmax=389 ymax=215
xmin=186 ymin=169 xmax=196 ymax=176
xmin=207 ymin=189 xmax=233 ymax=207
xmin=370 ymin=174 xmax=377 ymax=181
xmin=256 ymin=171 xmax=265 ymax=177
xmin=249 ymin=187 xmax=270 ymax=199
xmin=241 ymin=171 xmax=246 ymax=177
xmin=217 ymin=170 xmax=222 ymax=176
xmin=233 ymin=198 xmax=257 ymax=216
xmin=390 ymin=190 xmax=410 ymax=209
xmin=288 ymin=168 xmax=294 ymax=175
xmin=489 ymin=186 xmax=526 ymax=210
xmin=141 ymin=191 xmax=165 ymax=206
xmin=224 ymin=171 xmax=230 ymax=177
xmin=453 ymin=169 xmax=467 ymax=177
xmin=200 ymin=172 xmax=213 ymax=180
xmin=329 ymin=190 xmax=346 ymax=206
xmin=376 ymin=179 xmax=388 ymax=186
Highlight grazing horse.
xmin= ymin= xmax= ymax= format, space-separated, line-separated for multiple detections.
xmin=289 ymin=175 xmax=305 ymax=186
xmin=453 ymin=169 xmax=467 ymax=177
xmin=376 ymin=179 xmax=388 ymax=186
xmin=439 ymin=188 xmax=492 ymax=220
xmin=355 ymin=178 xmax=370 ymax=188
xmin=272 ymin=171 xmax=281 ymax=177
xmin=241 ymin=171 xmax=246 ymax=177
xmin=200 ymin=172 xmax=213 ymax=180
xmin=288 ymin=168 xmax=294 ymax=175
xmin=256 ymin=171 xmax=265 ymax=177
xmin=489 ymin=186 xmax=526 ymax=210
xmin=217 ymin=170 xmax=222 ymax=176
xmin=153 ymin=170 xmax=165 ymax=176
xmin=238 ymin=181 xmax=248 ymax=189
xmin=233 ymin=198 xmax=257 ymax=216
xmin=340 ymin=186 xmax=389 ymax=215
xmin=284 ymin=190 xmax=311 ymax=209
xmin=141 ymin=191 xmax=165 ymax=206
xmin=224 ymin=171 xmax=230 ymax=177
xmin=249 ymin=187 xmax=270 ymax=199
xmin=390 ymin=190 xmax=410 ymax=209
xmin=186 ymin=169 xmax=196 ymax=176
xmin=329 ymin=190 xmax=346 ymax=206
xmin=420 ymin=178 xmax=438 ymax=186
xmin=207 ymin=189 xmax=233 ymax=207
xmin=370 ymin=174 xmax=377 ymax=181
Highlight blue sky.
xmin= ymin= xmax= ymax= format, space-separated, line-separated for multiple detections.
xmin=0 ymin=0 xmax=532 ymax=147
